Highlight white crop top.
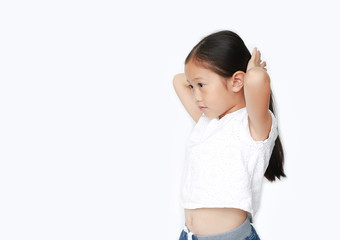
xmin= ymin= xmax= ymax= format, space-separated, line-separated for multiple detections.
xmin=180 ymin=107 xmax=279 ymax=223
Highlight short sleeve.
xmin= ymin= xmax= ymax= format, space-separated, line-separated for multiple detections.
xmin=241 ymin=109 xmax=279 ymax=146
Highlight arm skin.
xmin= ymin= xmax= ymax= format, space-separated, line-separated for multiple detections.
xmin=244 ymin=67 xmax=272 ymax=141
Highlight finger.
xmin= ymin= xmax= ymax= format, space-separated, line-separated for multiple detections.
xmin=251 ymin=47 xmax=257 ymax=60
xmin=253 ymin=47 xmax=257 ymax=55
xmin=254 ymin=48 xmax=259 ymax=63
xmin=257 ymin=50 xmax=261 ymax=63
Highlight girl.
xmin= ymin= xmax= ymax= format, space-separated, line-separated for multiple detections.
xmin=173 ymin=30 xmax=286 ymax=240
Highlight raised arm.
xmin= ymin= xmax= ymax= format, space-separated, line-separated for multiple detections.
xmin=172 ymin=73 xmax=202 ymax=123
xmin=244 ymin=48 xmax=272 ymax=141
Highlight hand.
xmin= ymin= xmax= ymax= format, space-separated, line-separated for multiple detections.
xmin=246 ymin=47 xmax=267 ymax=72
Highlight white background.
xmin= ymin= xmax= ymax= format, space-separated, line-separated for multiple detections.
xmin=1 ymin=0 xmax=339 ymax=239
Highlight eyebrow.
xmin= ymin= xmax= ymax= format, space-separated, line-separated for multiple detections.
xmin=186 ymin=77 xmax=205 ymax=83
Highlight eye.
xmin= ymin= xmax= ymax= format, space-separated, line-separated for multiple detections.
xmin=188 ymin=83 xmax=204 ymax=89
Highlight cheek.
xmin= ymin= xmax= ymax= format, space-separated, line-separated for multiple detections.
xmin=216 ymin=94 xmax=232 ymax=108
xmin=204 ymin=86 xmax=229 ymax=106
xmin=209 ymin=94 xmax=225 ymax=107
xmin=215 ymin=88 xmax=229 ymax=100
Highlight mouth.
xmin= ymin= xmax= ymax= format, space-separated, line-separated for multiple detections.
xmin=199 ymin=106 xmax=207 ymax=111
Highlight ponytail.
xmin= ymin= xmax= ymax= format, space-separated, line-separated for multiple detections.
xmin=265 ymin=89 xmax=286 ymax=182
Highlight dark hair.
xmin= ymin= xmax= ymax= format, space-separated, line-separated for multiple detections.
xmin=185 ymin=30 xmax=286 ymax=182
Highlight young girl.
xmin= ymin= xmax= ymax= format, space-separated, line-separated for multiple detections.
xmin=173 ymin=30 xmax=286 ymax=240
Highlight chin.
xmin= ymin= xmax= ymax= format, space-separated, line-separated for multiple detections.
xmin=205 ymin=113 xmax=219 ymax=119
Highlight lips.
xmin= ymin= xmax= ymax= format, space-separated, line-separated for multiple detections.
xmin=199 ymin=106 xmax=207 ymax=110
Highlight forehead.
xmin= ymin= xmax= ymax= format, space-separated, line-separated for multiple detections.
xmin=186 ymin=77 xmax=206 ymax=83
xmin=185 ymin=62 xmax=221 ymax=83
xmin=185 ymin=62 xmax=214 ymax=79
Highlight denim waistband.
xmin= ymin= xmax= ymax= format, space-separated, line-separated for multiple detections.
xmin=183 ymin=215 xmax=252 ymax=240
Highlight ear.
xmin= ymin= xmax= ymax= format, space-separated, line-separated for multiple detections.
xmin=230 ymin=71 xmax=245 ymax=92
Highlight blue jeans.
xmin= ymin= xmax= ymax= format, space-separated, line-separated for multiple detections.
xmin=178 ymin=216 xmax=260 ymax=240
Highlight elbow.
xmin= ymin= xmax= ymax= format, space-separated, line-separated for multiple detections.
xmin=244 ymin=68 xmax=271 ymax=88
xmin=173 ymin=73 xmax=185 ymax=81
xmin=173 ymin=73 xmax=187 ymax=87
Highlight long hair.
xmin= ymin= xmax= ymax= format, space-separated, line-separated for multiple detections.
xmin=185 ymin=30 xmax=286 ymax=182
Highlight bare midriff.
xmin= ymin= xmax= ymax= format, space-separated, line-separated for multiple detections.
xmin=184 ymin=208 xmax=247 ymax=236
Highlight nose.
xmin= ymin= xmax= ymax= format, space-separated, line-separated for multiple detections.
xmin=192 ymin=88 xmax=203 ymax=102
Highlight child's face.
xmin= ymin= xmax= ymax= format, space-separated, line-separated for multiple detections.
xmin=185 ymin=60 xmax=237 ymax=119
